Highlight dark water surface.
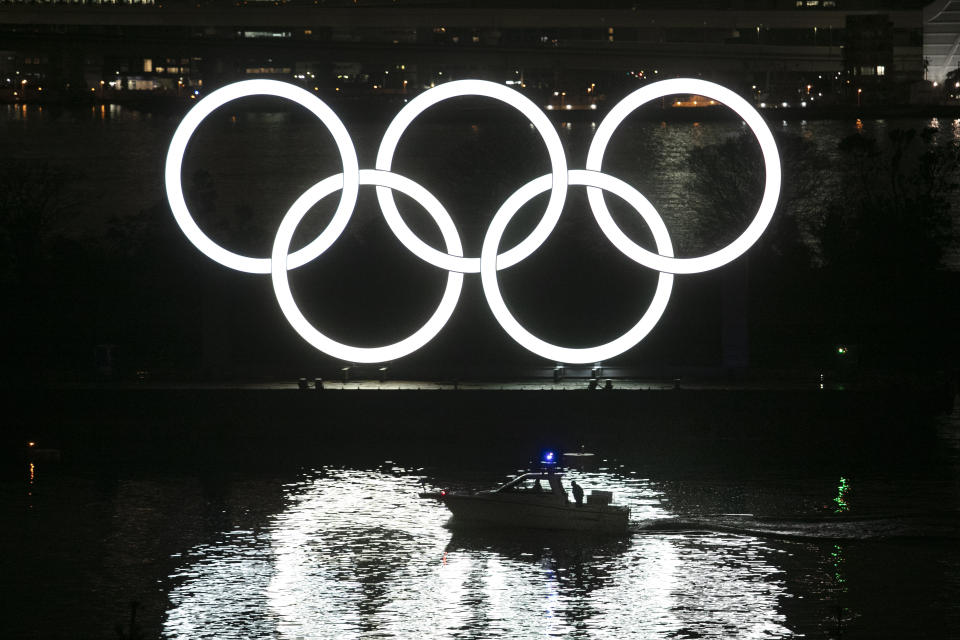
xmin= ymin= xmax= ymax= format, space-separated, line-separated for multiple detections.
xmin=4 ymin=102 xmax=960 ymax=638
xmin=3 ymin=102 xmax=959 ymax=268
xmin=4 ymin=405 xmax=959 ymax=639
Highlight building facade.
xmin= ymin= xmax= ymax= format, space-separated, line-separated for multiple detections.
xmin=0 ymin=1 xmax=940 ymax=106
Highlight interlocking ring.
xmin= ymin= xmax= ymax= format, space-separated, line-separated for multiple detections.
xmin=164 ymin=79 xmax=360 ymax=274
xmin=165 ymin=78 xmax=781 ymax=364
xmin=481 ymin=169 xmax=674 ymax=364
xmin=585 ymin=78 xmax=781 ymax=275
xmin=271 ymin=170 xmax=463 ymax=364
xmin=375 ymin=80 xmax=568 ymax=273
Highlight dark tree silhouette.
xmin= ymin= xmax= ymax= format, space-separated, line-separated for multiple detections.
xmin=0 ymin=162 xmax=80 ymax=385
xmin=819 ymin=128 xmax=958 ymax=370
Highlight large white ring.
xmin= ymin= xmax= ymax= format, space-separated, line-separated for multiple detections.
xmin=271 ymin=169 xmax=464 ymax=364
xmin=480 ymin=169 xmax=674 ymax=364
xmin=167 ymin=78 xmax=781 ymax=364
xmin=165 ymin=79 xmax=360 ymax=274
xmin=375 ymin=79 xmax=568 ymax=274
xmin=585 ymin=78 xmax=781 ymax=275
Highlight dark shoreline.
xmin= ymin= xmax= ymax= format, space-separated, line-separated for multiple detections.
xmin=7 ymin=93 xmax=960 ymax=124
xmin=7 ymin=384 xmax=952 ymax=472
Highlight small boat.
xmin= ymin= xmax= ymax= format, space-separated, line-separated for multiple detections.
xmin=440 ymin=471 xmax=629 ymax=534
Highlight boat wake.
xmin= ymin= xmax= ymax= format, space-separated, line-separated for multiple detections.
xmin=634 ymin=512 xmax=960 ymax=542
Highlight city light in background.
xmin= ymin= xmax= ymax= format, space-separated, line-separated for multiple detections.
xmin=3 ymin=3 xmax=960 ymax=639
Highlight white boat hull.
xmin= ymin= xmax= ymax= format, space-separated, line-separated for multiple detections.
xmin=443 ymin=494 xmax=629 ymax=533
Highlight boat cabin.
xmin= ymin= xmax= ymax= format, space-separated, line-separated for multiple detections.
xmin=493 ymin=473 xmax=568 ymax=501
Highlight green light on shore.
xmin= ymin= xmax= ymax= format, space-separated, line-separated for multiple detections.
xmin=834 ymin=476 xmax=850 ymax=513
xmin=837 ymin=346 xmax=848 ymax=355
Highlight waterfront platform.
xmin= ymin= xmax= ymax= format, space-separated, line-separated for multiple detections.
xmin=5 ymin=375 xmax=954 ymax=472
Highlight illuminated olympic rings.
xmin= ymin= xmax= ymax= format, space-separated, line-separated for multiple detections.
xmin=164 ymin=78 xmax=781 ymax=364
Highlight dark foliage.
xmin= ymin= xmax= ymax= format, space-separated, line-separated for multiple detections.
xmin=686 ymin=126 xmax=959 ymax=373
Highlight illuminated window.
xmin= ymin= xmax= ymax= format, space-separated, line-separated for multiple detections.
xmin=143 ymin=58 xmax=152 ymax=73
xmin=876 ymin=65 xmax=885 ymax=76
xmin=242 ymin=31 xmax=292 ymax=39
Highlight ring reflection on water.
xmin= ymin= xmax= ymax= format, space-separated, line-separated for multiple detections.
xmin=164 ymin=468 xmax=790 ymax=639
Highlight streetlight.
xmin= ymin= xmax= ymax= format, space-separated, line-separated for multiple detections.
xmin=857 ymin=87 xmax=862 ymax=106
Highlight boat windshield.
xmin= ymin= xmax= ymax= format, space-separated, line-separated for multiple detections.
xmin=496 ymin=475 xmax=554 ymax=493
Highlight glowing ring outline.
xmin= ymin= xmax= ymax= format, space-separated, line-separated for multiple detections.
xmin=375 ymin=79 xmax=568 ymax=274
xmin=271 ymin=169 xmax=464 ymax=364
xmin=480 ymin=169 xmax=674 ymax=364
xmin=165 ymin=79 xmax=360 ymax=274
xmin=165 ymin=78 xmax=781 ymax=364
xmin=585 ymin=78 xmax=781 ymax=275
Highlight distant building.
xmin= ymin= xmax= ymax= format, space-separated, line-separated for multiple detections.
xmin=0 ymin=1 xmax=938 ymax=105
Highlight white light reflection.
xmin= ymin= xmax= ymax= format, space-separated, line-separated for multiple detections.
xmin=163 ymin=469 xmax=792 ymax=639
xmin=264 ymin=470 xmax=456 ymax=638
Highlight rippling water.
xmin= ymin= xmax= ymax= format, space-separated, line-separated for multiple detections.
xmin=161 ymin=467 xmax=794 ymax=640
xmin=90 ymin=411 xmax=951 ymax=640
xmin=5 ymin=409 xmax=960 ymax=639
xmin=4 ymin=100 xmax=960 ymax=638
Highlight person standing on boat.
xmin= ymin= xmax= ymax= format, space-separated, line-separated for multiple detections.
xmin=571 ymin=480 xmax=584 ymax=506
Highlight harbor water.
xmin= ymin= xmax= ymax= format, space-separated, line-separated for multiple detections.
xmin=3 ymin=388 xmax=959 ymax=639
xmin=3 ymin=100 xmax=959 ymax=638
